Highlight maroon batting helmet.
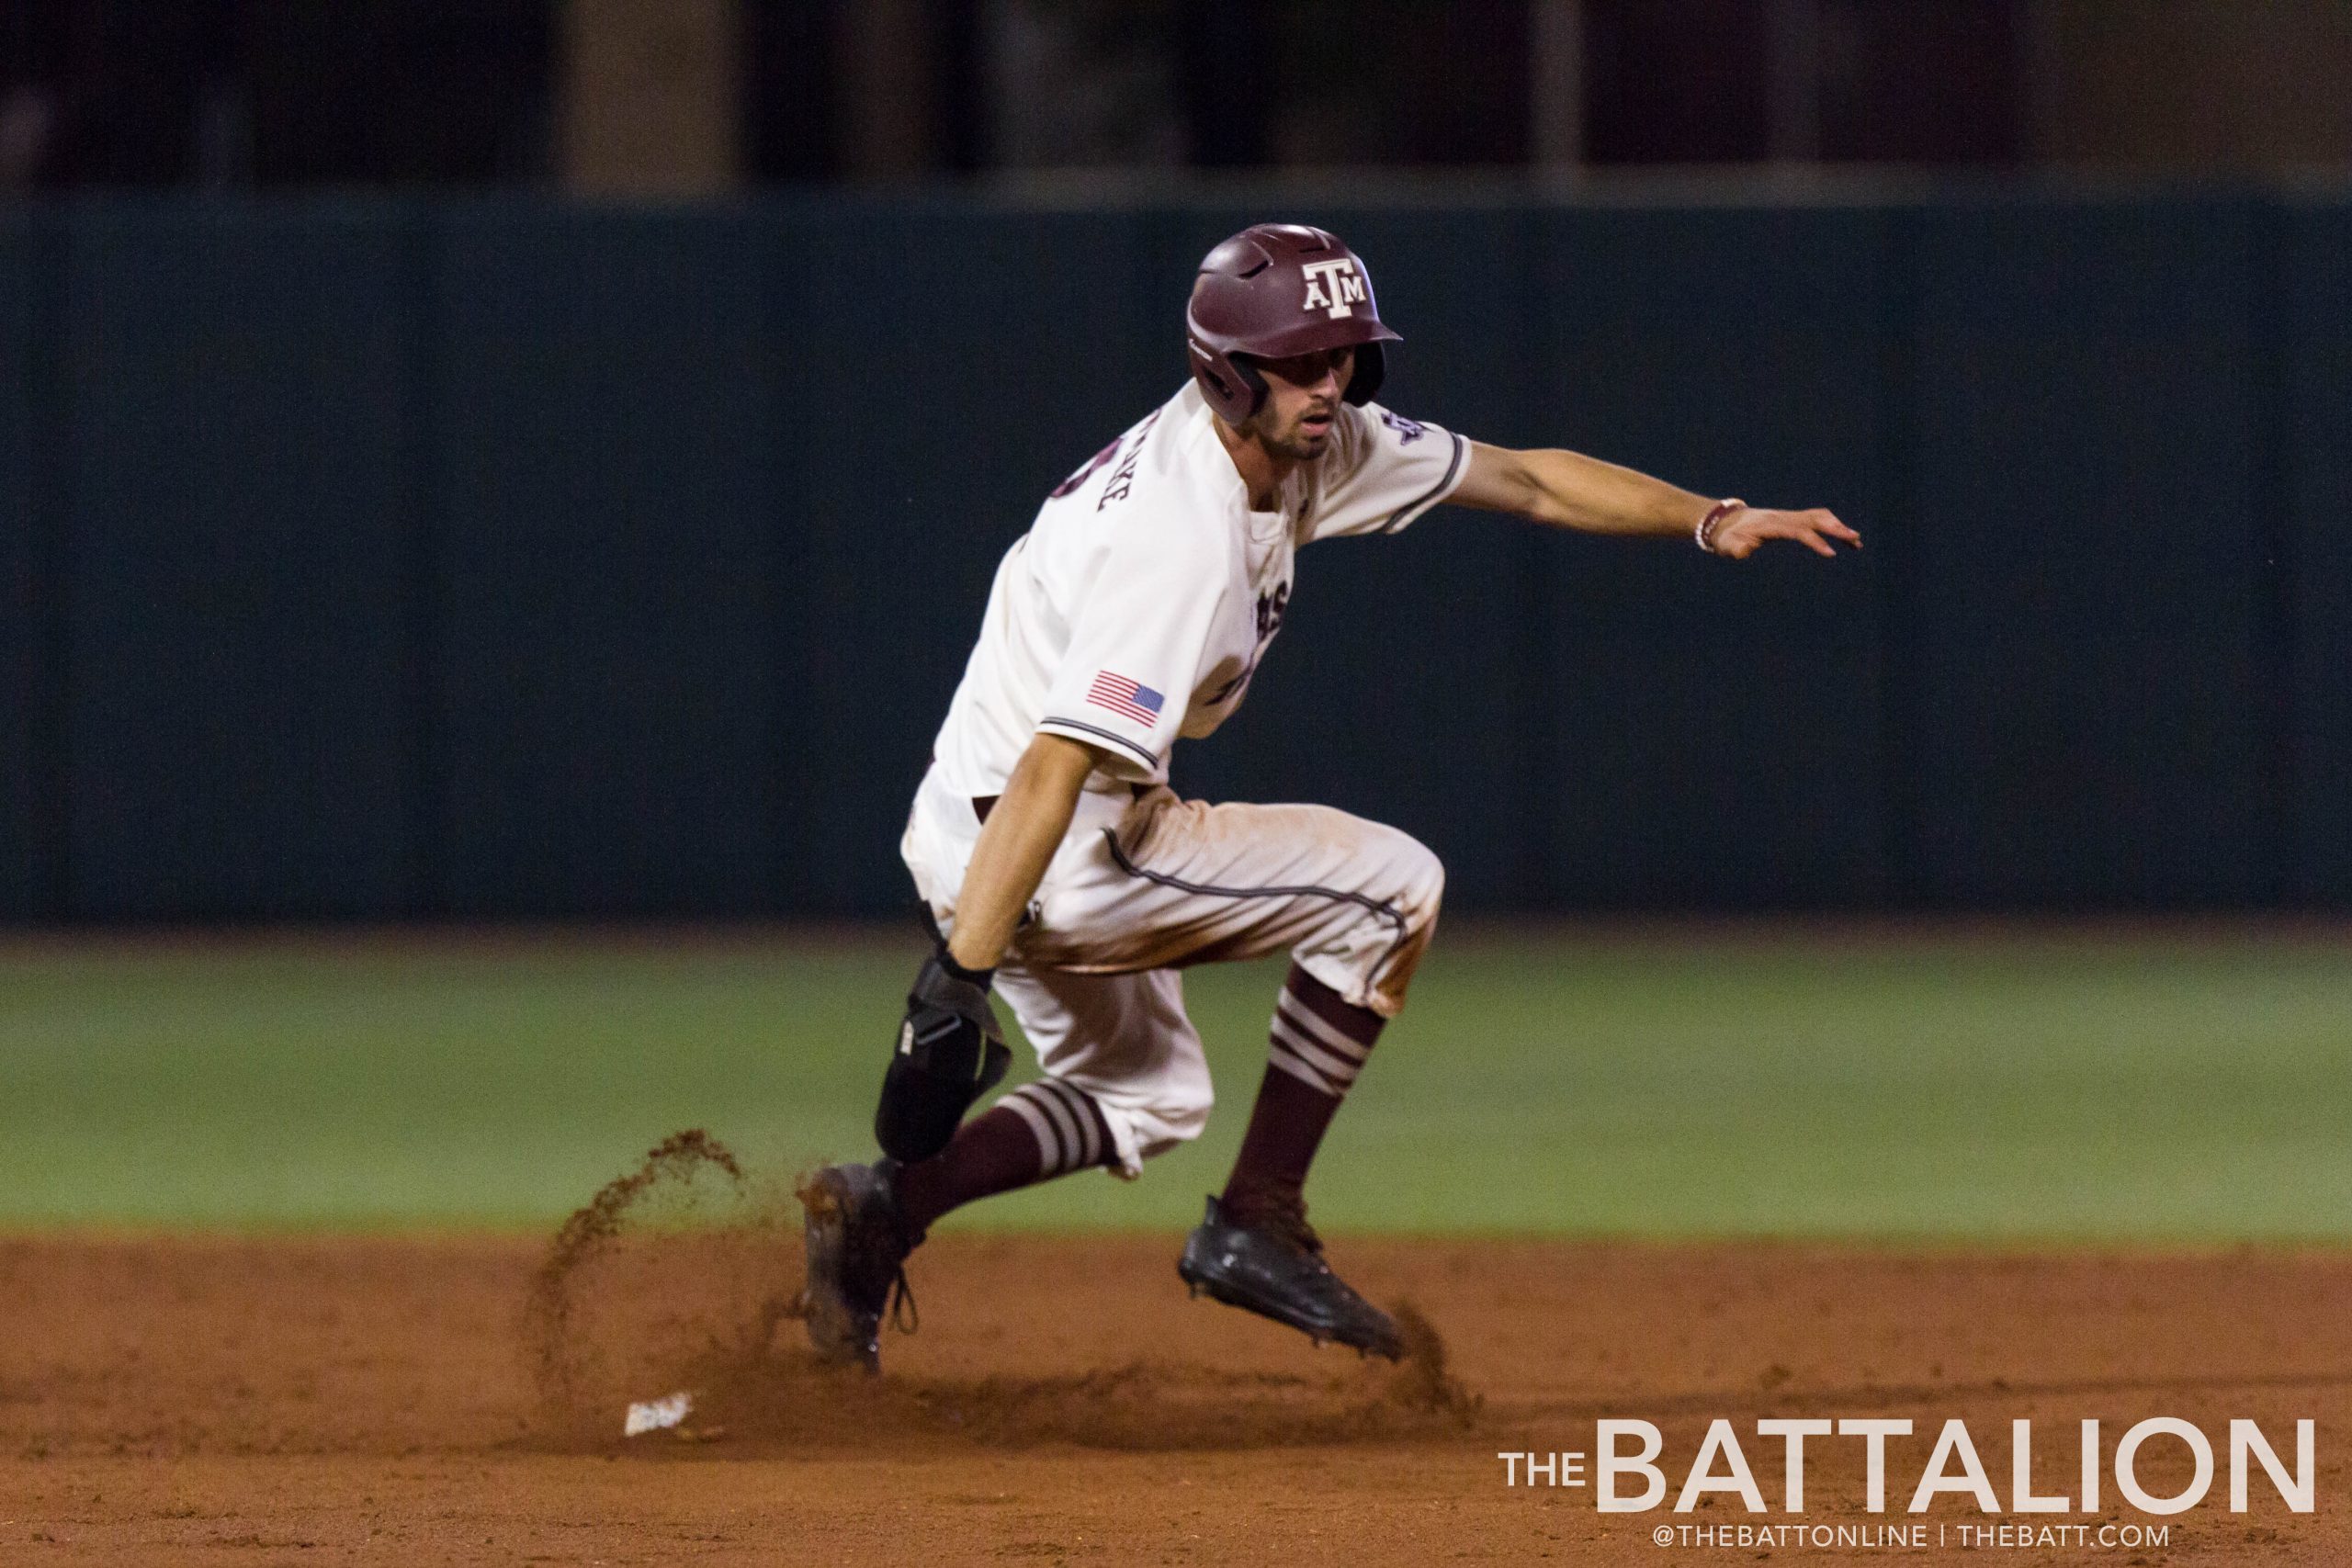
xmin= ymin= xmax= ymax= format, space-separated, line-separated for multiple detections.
xmin=1185 ymin=223 xmax=1400 ymax=424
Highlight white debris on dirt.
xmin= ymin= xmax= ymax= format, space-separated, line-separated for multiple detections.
xmin=622 ymin=1391 xmax=694 ymax=1438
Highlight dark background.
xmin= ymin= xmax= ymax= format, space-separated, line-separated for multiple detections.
xmin=18 ymin=1 xmax=2352 ymax=188
xmin=3 ymin=3 xmax=2349 ymax=922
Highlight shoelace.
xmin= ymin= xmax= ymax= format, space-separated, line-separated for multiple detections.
xmin=888 ymin=1267 xmax=918 ymax=1335
xmin=1234 ymin=1192 xmax=1324 ymax=1258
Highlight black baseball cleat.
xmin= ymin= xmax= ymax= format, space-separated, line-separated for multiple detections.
xmin=1176 ymin=1194 xmax=1403 ymax=1360
xmin=797 ymin=1160 xmax=917 ymax=1372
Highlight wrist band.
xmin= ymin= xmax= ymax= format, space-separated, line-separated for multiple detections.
xmin=934 ymin=947 xmax=996 ymax=990
xmin=1696 ymin=498 xmax=1742 ymax=554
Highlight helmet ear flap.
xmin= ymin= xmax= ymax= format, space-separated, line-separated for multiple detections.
xmin=1232 ymin=355 xmax=1269 ymax=418
xmin=1196 ymin=354 xmax=1240 ymax=408
xmin=1189 ymin=337 xmax=1259 ymax=423
xmin=1344 ymin=342 xmax=1385 ymax=407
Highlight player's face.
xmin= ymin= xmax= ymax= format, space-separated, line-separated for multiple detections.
xmin=1250 ymin=345 xmax=1355 ymax=460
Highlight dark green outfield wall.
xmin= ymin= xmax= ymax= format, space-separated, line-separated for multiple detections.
xmin=2 ymin=194 xmax=2346 ymax=919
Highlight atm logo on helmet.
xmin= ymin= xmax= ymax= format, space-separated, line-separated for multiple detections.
xmin=1301 ymin=258 xmax=1368 ymax=319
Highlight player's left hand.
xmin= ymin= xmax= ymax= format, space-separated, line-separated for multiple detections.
xmin=1712 ymin=505 xmax=1860 ymax=560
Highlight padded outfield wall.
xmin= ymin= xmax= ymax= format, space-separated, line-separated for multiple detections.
xmin=0 ymin=191 xmax=2346 ymax=919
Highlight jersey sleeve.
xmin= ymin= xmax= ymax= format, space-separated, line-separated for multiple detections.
xmin=1305 ymin=400 xmax=1469 ymax=543
xmin=1036 ymin=522 xmax=1229 ymax=781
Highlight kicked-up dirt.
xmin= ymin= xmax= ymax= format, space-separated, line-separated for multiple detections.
xmin=0 ymin=1141 xmax=2345 ymax=1564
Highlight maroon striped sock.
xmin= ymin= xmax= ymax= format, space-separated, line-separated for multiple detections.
xmin=893 ymin=1079 xmax=1114 ymax=1237
xmin=1221 ymin=963 xmax=1385 ymax=1220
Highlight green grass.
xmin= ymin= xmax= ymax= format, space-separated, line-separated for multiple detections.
xmin=1 ymin=927 xmax=2346 ymax=1238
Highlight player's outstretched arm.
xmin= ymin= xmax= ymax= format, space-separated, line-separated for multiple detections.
xmin=1449 ymin=439 xmax=1860 ymax=559
xmin=944 ymin=732 xmax=1102 ymax=972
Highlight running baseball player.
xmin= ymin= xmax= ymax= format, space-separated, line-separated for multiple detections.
xmin=801 ymin=222 xmax=1858 ymax=1370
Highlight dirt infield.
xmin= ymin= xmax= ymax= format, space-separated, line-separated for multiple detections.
xmin=2 ymin=1209 xmax=2346 ymax=1563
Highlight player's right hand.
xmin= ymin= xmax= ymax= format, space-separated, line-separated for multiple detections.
xmin=874 ymin=952 xmax=1012 ymax=1164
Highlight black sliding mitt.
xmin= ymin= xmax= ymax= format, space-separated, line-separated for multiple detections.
xmin=875 ymin=951 xmax=1012 ymax=1163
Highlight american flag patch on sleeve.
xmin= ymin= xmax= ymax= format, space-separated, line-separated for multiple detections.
xmin=1086 ymin=671 xmax=1165 ymax=728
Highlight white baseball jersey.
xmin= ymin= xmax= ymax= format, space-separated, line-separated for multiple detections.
xmin=928 ymin=381 xmax=1467 ymax=796
xmin=905 ymin=381 xmax=1464 ymax=1175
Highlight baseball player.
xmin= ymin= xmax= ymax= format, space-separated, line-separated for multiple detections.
xmin=800 ymin=222 xmax=1858 ymax=1370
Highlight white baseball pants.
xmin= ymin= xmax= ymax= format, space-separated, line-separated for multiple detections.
xmin=899 ymin=765 xmax=1444 ymax=1178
